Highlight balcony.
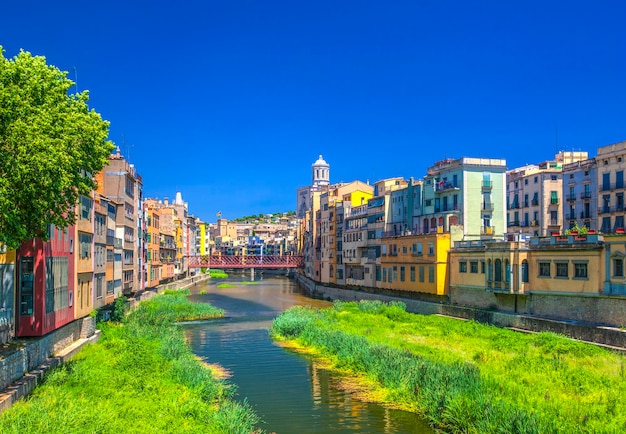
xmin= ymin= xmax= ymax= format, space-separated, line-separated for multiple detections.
xmin=508 ymin=220 xmax=520 ymax=227
xmin=580 ymin=212 xmax=591 ymax=220
xmin=531 ymin=198 xmax=539 ymax=206
xmin=567 ymin=194 xmax=577 ymax=202
xmin=482 ymin=180 xmax=493 ymax=191
xmin=481 ymin=227 xmax=494 ymax=235
xmin=531 ymin=220 xmax=538 ymax=227
xmin=482 ymin=203 xmax=494 ymax=212
xmin=507 ymin=203 xmax=520 ymax=210
xmin=435 ymin=182 xmax=460 ymax=193
xmin=580 ymin=192 xmax=592 ymax=200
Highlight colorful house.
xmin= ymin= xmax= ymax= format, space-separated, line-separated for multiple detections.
xmin=16 ymin=225 xmax=75 ymax=337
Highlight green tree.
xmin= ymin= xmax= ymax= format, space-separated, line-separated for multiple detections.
xmin=0 ymin=48 xmax=114 ymax=248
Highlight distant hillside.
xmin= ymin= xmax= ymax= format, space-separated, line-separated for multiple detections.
xmin=231 ymin=211 xmax=295 ymax=223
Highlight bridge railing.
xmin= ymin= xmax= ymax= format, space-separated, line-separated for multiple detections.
xmin=187 ymin=255 xmax=304 ymax=268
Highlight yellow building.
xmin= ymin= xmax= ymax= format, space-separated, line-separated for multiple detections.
xmin=75 ymin=193 xmax=94 ymax=319
xmin=145 ymin=205 xmax=162 ymax=288
xmin=377 ymin=232 xmax=450 ymax=296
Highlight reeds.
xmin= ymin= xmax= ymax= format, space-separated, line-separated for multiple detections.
xmin=271 ymin=300 xmax=626 ymax=433
xmin=0 ymin=291 xmax=261 ymax=433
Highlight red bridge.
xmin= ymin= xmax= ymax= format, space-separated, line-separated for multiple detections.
xmin=188 ymin=255 xmax=304 ymax=269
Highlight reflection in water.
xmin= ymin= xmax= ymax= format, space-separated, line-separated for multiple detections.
xmin=185 ymin=275 xmax=433 ymax=433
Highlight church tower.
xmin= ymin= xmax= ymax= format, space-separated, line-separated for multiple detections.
xmin=312 ymin=154 xmax=330 ymax=188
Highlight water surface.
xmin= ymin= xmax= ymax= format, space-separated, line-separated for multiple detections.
xmin=185 ymin=275 xmax=433 ymax=433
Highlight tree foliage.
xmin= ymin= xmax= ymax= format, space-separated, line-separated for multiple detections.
xmin=0 ymin=48 xmax=114 ymax=248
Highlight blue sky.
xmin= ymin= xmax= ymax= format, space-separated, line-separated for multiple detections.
xmin=3 ymin=1 xmax=626 ymax=222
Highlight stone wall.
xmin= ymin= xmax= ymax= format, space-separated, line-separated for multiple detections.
xmin=0 ymin=317 xmax=94 ymax=391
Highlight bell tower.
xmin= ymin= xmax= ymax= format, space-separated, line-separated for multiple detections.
xmin=312 ymin=154 xmax=330 ymax=188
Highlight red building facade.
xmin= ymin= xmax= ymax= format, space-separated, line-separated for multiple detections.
xmin=16 ymin=225 xmax=75 ymax=337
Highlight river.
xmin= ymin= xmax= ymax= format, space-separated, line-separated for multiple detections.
xmin=184 ymin=274 xmax=434 ymax=434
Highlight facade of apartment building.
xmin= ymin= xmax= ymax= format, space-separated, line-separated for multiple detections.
xmin=75 ymin=193 xmax=94 ymax=319
xmin=596 ymin=141 xmax=626 ymax=233
xmin=0 ymin=246 xmax=16 ymax=343
xmin=562 ymin=158 xmax=598 ymax=231
xmin=145 ymin=202 xmax=162 ymax=288
xmin=377 ymin=232 xmax=451 ymax=295
xmin=16 ymin=225 xmax=75 ymax=337
xmin=423 ymin=157 xmax=507 ymax=239
xmin=93 ymin=194 xmax=108 ymax=309
xmin=95 ymin=148 xmax=142 ymax=296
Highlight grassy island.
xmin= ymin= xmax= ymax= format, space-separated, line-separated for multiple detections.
xmin=270 ymin=300 xmax=626 ymax=433
xmin=0 ymin=290 xmax=261 ymax=433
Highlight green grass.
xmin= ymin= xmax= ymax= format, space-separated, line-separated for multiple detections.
xmin=0 ymin=292 xmax=261 ymax=433
xmin=240 ymin=281 xmax=259 ymax=285
xmin=216 ymin=283 xmax=237 ymax=289
xmin=209 ymin=270 xmax=228 ymax=279
xmin=271 ymin=300 xmax=626 ymax=433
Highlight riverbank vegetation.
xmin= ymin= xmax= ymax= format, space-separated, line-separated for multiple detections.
xmin=271 ymin=300 xmax=626 ymax=433
xmin=0 ymin=290 xmax=261 ymax=433
xmin=208 ymin=269 xmax=228 ymax=279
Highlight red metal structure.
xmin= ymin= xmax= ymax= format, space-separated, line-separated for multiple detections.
xmin=188 ymin=255 xmax=303 ymax=269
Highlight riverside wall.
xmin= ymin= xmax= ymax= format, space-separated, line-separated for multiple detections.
xmin=295 ymin=274 xmax=626 ymax=350
xmin=0 ymin=316 xmax=96 ymax=392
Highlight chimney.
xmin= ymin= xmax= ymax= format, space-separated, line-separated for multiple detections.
xmin=164 ymin=197 xmax=169 ymax=205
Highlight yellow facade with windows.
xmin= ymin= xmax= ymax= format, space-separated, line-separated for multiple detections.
xmin=449 ymin=235 xmax=606 ymax=296
xmin=377 ymin=232 xmax=450 ymax=295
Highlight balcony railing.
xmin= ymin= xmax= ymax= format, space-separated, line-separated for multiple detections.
xmin=580 ymin=192 xmax=592 ymax=199
xmin=567 ymin=194 xmax=577 ymax=201
xmin=435 ymin=182 xmax=460 ymax=193
xmin=482 ymin=180 xmax=493 ymax=190
xmin=508 ymin=220 xmax=520 ymax=227
xmin=482 ymin=203 xmax=494 ymax=212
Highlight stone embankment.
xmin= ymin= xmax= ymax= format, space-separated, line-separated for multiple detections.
xmin=0 ymin=273 xmax=211 ymax=414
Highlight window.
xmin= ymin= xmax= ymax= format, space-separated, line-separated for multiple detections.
xmin=376 ymin=266 xmax=381 ymax=281
xmin=428 ymin=242 xmax=434 ymax=255
xmin=550 ymin=191 xmax=558 ymax=204
xmin=539 ymin=261 xmax=551 ymax=277
xmin=614 ymin=258 xmax=624 ymax=278
xmin=459 ymin=261 xmax=467 ymax=273
xmin=80 ymin=196 xmax=92 ymax=220
xmin=481 ymin=261 xmax=485 ymax=274
xmin=428 ymin=266 xmax=435 ymax=283
xmin=521 ymin=260 xmax=529 ymax=282
xmin=400 ymin=266 xmax=405 ymax=281
xmin=79 ymin=233 xmax=92 ymax=259
xmin=470 ymin=261 xmax=478 ymax=273
xmin=419 ymin=266 xmax=424 ymax=282
xmin=494 ymin=259 xmax=502 ymax=282
xmin=20 ymin=257 xmax=34 ymax=316
xmin=556 ymin=262 xmax=569 ymax=278
xmin=410 ymin=266 xmax=415 ymax=282
xmin=393 ymin=266 xmax=398 ymax=281
xmin=45 ymin=256 xmax=69 ymax=314
xmin=574 ymin=262 xmax=588 ymax=279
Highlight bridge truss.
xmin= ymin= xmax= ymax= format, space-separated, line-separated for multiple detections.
xmin=187 ymin=255 xmax=304 ymax=269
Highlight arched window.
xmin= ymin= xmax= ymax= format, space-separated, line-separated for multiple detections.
xmin=487 ymin=259 xmax=493 ymax=281
xmin=495 ymin=259 xmax=502 ymax=282
xmin=505 ymin=259 xmax=510 ymax=283
xmin=522 ymin=260 xmax=529 ymax=282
